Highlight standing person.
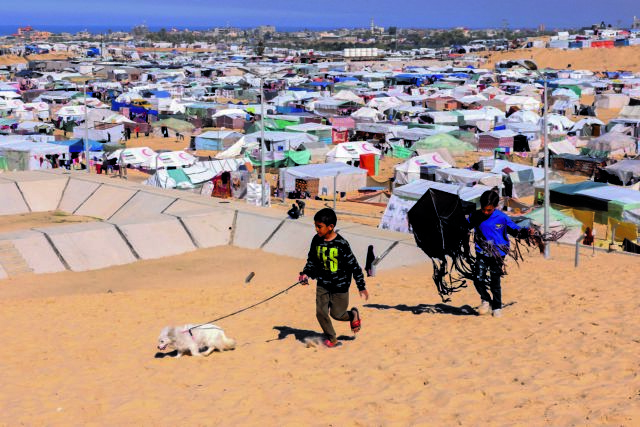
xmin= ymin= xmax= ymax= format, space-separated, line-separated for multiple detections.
xmin=298 ymin=208 xmax=369 ymax=348
xmin=468 ymin=190 xmax=530 ymax=318
xmin=135 ymin=124 xmax=140 ymax=138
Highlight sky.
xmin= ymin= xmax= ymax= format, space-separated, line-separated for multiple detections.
xmin=2 ymin=0 xmax=639 ymax=30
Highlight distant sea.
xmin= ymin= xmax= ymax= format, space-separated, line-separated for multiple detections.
xmin=0 ymin=24 xmax=336 ymax=36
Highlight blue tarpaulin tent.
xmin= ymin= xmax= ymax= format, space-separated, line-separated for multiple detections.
xmin=50 ymin=139 xmax=103 ymax=152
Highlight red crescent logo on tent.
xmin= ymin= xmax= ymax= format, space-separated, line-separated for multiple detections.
xmin=142 ymin=148 xmax=152 ymax=157
xmin=361 ymin=144 xmax=371 ymax=152
xmin=432 ymin=156 xmax=444 ymax=164
xmin=179 ymin=152 xmax=190 ymax=160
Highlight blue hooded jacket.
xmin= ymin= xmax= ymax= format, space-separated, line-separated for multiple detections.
xmin=468 ymin=209 xmax=523 ymax=257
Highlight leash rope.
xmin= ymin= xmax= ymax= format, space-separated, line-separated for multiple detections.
xmin=188 ymin=281 xmax=303 ymax=332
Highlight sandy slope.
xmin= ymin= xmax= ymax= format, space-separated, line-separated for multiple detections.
xmin=0 ymin=242 xmax=638 ymax=425
xmin=485 ymin=46 xmax=640 ymax=72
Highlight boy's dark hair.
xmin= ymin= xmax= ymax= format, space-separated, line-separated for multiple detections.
xmin=314 ymin=208 xmax=337 ymax=226
xmin=480 ymin=190 xmax=500 ymax=208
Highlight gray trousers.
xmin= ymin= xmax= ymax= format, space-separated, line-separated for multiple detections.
xmin=316 ymin=286 xmax=351 ymax=342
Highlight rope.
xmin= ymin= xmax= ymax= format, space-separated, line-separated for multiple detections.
xmin=188 ymin=281 xmax=303 ymax=332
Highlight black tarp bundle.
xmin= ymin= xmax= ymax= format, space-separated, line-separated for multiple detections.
xmin=408 ymin=188 xmax=557 ymax=302
xmin=407 ymin=189 xmax=476 ymax=301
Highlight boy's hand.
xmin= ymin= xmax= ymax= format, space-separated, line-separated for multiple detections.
xmin=298 ymin=274 xmax=309 ymax=285
xmin=359 ymin=289 xmax=369 ymax=300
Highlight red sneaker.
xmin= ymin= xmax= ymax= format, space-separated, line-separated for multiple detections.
xmin=323 ymin=339 xmax=342 ymax=348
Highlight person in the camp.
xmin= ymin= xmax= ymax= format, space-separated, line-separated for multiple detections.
xmin=287 ymin=203 xmax=300 ymax=219
xmin=298 ymin=208 xmax=369 ymax=348
xmin=468 ymin=190 xmax=530 ymax=318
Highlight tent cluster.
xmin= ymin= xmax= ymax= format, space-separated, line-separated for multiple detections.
xmin=0 ymin=47 xmax=639 ymax=252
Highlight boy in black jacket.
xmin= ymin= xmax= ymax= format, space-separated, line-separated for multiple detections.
xmin=298 ymin=208 xmax=369 ymax=348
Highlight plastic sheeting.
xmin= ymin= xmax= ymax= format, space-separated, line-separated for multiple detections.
xmin=279 ymin=163 xmax=367 ymax=194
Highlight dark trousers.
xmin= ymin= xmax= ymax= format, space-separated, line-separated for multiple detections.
xmin=316 ymin=286 xmax=351 ymax=342
xmin=473 ymin=254 xmax=503 ymax=310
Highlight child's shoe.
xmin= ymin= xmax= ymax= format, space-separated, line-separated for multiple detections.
xmin=323 ymin=339 xmax=342 ymax=348
xmin=477 ymin=300 xmax=491 ymax=315
xmin=492 ymin=309 xmax=502 ymax=318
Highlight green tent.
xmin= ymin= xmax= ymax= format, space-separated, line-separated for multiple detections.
xmin=0 ymin=156 xmax=8 ymax=171
xmin=246 ymin=149 xmax=311 ymax=168
xmin=151 ymin=118 xmax=195 ymax=133
xmin=391 ymin=145 xmax=413 ymax=159
xmin=414 ymin=133 xmax=474 ymax=154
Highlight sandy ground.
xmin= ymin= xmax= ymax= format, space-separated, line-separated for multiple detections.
xmin=0 ymin=211 xmax=98 ymax=234
xmin=485 ymin=46 xmax=640 ymax=72
xmin=0 ymin=240 xmax=638 ymax=425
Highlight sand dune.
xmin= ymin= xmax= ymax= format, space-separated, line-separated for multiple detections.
xmin=0 ymin=242 xmax=637 ymax=425
xmin=486 ymin=46 xmax=640 ymax=72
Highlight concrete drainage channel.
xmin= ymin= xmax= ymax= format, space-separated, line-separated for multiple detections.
xmin=0 ymin=170 xmax=427 ymax=279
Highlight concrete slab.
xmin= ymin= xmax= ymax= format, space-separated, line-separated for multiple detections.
xmin=17 ymin=177 xmax=68 ymax=212
xmin=261 ymin=219 xmax=315 ymax=259
xmin=232 ymin=211 xmax=284 ymax=249
xmin=177 ymin=209 xmax=235 ymax=248
xmin=338 ymin=230 xmax=399 ymax=269
xmin=163 ymin=199 xmax=220 ymax=216
xmin=114 ymin=216 xmax=196 ymax=260
xmin=36 ymin=222 xmax=137 ymax=272
xmin=0 ymin=230 xmax=66 ymax=274
xmin=375 ymin=241 xmax=428 ymax=271
xmin=108 ymin=191 xmax=176 ymax=222
xmin=57 ymin=179 xmax=101 ymax=214
xmin=0 ymin=182 xmax=30 ymax=215
xmin=74 ymin=185 xmax=138 ymax=219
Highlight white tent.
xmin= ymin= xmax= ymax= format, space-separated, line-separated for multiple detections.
xmin=351 ymin=107 xmax=384 ymax=122
xmin=326 ymin=141 xmax=381 ymax=164
xmin=0 ymin=140 xmax=68 ymax=170
xmin=394 ymin=152 xmax=453 ymax=185
xmin=156 ymin=150 xmax=197 ymax=168
xmin=108 ymin=147 xmax=157 ymax=168
xmin=212 ymin=108 xmax=247 ymax=118
xmin=435 ymin=167 xmax=503 ymax=188
xmin=332 ymin=90 xmax=365 ymax=105
xmin=279 ymin=162 xmax=367 ymax=195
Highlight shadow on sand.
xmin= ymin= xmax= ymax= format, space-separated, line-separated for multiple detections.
xmin=269 ymin=326 xmax=355 ymax=344
xmin=365 ymin=303 xmax=478 ymax=316
xmin=364 ymin=301 xmax=516 ymax=316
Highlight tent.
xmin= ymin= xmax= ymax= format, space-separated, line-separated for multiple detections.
xmin=326 ymin=141 xmax=381 ymax=164
xmin=414 ymin=133 xmax=474 ymax=154
xmin=156 ymin=151 xmax=197 ymax=168
xmin=193 ymin=130 xmax=243 ymax=151
xmin=605 ymin=160 xmax=640 ymax=185
xmin=279 ymin=162 xmax=367 ymax=195
xmin=108 ymin=147 xmax=157 ymax=168
xmin=379 ymin=180 xmax=491 ymax=233
xmin=351 ymin=107 xmax=384 ymax=122
xmin=582 ymin=132 xmax=636 ymax=158
xmin=285 ymin=122 xmax=333 ymax=144
xmin=435 ymin=167 xmax=502 ymax=188
xmin=50 ymin=138 xmax=103 ymax=153
xmin=394 ymin=152 xmax=454 ymax=185
xmin=0 ymin=141 xmax=68 ymax=170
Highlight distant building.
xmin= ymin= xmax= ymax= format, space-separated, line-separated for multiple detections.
xmin=538 ymin=23 xmax=546 ymax=32
xmin=633 ymin=16 xmax=640 ymax=29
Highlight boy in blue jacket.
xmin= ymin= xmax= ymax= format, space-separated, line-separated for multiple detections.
xmin=468 ymin=190 xmax=530 ymax=317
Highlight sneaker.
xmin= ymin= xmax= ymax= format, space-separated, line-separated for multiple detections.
xmin=323 ymin=339 xmax=342 ymax=348
xmin=477 ymin=300 xmax=491 ymax=315
xmin=492 ymin=309 xmax=502 ymax=318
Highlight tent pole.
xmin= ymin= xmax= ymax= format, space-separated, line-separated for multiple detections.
xmin=260 ymin=76 xmax=267 ymax=207
xmin=543 ymin=77 xmax=550 ymax=259
xmin=84 ymin=80 xmax=90 ymax=174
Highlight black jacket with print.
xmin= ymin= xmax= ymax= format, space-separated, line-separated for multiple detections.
xmin=302 ymin=233 xmax=367 ymax=292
